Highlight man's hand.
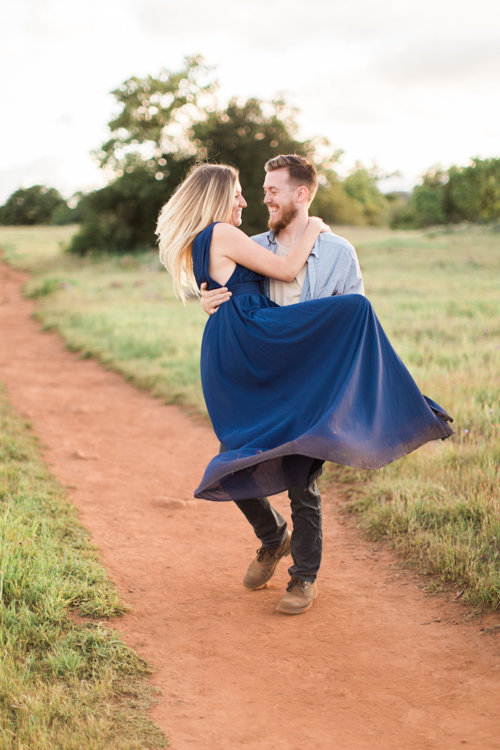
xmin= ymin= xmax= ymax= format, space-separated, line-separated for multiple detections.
xmin=200 ymin=282 xmax=232 ymax=315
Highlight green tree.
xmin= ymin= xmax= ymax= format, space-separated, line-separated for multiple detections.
xmin=192 ymin=97 xmax=326 ymax=235
xmin=50 ymin=192 xmax=86 ymax=225
xmin=69 ymin=164 xmax=191 ymax=254
xmin=311 ymin=168 xmax=366 ymax=226
xmin=0 ymin=185 xmax=66 ymax=225
xmin=343 ymin=167 xmax=389 ymax=225
xmin=70 ymin=56 xmax=214 ymax=253
xmin=95 ymin=55 xmax=216 ymax=176
xmin=411 ymin=169 xmax=447 ymax=227
xmin=446 ymin=158 xmax=500 ymax=223
xmin=71 ymin=59 xmax=341 ymax=251
xmin=387 ymin=192 xmax=416 ymax=229
xmin=391 ymin=168 xmax=447 ymax=228
xmin=391 ymin=157 xmax=500 ymax=228
xmin=70 ymin=56 xmax=391 ymax=254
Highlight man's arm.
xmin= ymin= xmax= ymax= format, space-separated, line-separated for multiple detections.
xmin=341 ymin=245 xmax=364 ymax=296
xmin=306 ymin=233 xmax=364 ymax=300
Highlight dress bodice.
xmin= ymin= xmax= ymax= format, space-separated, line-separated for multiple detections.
xmin=192 ymin=222 xmax=264 ymax=292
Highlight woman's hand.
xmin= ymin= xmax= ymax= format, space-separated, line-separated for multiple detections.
xmin=200 ymin=282 xmax=232 ymax=316
xmin=309 ymin=216 xmax=331 ymax=234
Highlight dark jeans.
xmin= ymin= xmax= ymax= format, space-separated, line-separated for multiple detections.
xmin=235 ymin=460 xmax=323 ymax=583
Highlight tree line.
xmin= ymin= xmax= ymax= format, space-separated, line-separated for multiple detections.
xmin=0 ymin=185 xmax=82 ymax=226
xmin=391 ymin=158 xmax=500 ymax=228
xmin=1 ymin=56 xmax=499 ymax=249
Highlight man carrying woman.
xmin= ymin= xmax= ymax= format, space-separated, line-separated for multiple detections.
xmin=156 ymin=156 xmax=453 ymax=615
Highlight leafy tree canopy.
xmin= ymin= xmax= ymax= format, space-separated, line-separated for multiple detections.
xmin=95 ymin=55 xmax=217 ymax=176
xmin=192 ymin=97 xmax=336 ymax=233
xmin=391 ymin=158 xmax=500 ymax=228
xmin=0 ymin=185 xmax=66 ymax=225
xmin=70 ymin=55 xmax=389 ymax=253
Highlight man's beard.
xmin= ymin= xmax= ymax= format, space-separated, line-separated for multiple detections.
xmin=267 ymin=202 xmax=298 ymax=233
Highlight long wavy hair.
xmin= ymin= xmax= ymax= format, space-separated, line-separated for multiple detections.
xmin=156 ymin=163 xmax=238 ymax=301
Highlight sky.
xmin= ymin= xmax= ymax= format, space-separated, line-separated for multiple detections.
xmin=1 ymin=0 xmax=499 ymax=203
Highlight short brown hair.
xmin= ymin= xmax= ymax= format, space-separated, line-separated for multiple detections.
xmin=264 ymin=154 xmax=317 ymax=201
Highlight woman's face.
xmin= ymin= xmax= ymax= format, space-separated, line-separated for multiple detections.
xmin=230 ymin=180 xmax=247 ymax=226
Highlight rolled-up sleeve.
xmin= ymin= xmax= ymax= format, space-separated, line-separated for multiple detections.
xmin=310 ymin=234 xmax=365 ymax=299
xmin=342 ymin=243 xmax=364 ymax=296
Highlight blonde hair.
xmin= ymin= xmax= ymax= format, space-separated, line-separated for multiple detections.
xmin=156 ymin=163 xmax=238 ymax=301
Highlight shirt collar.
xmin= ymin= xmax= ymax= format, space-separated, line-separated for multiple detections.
xmin=265 ymin=229 xmax=276 ymax=245
xmin=265 ymin=228 xmax=321 ymax=258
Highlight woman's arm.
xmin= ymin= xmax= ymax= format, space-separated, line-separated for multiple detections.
xmin=211 ymin=218 xmax=325 ymax=284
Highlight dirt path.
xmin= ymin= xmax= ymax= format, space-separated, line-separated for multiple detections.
xmin=0 ymin=260 xmax=499 ymax=750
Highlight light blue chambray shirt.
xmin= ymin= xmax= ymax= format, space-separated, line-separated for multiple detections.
xmin=251 ymin=229 xmax=365 ymax=301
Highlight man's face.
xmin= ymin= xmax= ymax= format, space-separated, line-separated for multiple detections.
xmin=263 ymin=168 xmax=299 ymax=232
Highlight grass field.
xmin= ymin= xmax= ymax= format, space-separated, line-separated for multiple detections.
xmin=0 ymin=224 xmax=499 ymax=610
xmin=0 ymin=386 xmax=167 ymax=748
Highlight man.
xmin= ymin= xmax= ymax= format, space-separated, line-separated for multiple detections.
xmin=201 ymin=154 xmax=364 ymax=614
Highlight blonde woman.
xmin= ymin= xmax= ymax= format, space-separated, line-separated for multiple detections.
xmin=156 ymin=163 xmax=452 ymax=613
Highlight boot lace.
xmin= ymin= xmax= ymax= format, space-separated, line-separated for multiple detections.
xmin=256 ymin=546 xmax=278 ymax=562
xmin=286 ymin=577 xmax=308 ymax=592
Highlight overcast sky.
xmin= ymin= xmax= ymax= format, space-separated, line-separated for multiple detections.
xmin=1 ymin=0 xmax=499 ymax=202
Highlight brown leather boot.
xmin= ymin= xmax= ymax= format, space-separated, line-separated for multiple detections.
xmin=243 ymin=530 xmax=292 ymax=590
xmin=275 ymin=577 xmax=318 ymax=614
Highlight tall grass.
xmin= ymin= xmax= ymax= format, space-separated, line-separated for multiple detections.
xmin=0 ymin=226 xmax=206 ymax=414
xmin=326 ymin=225 xmax=499 ymax=607
xmin=0 ymin=385 xmax=167 ymax=748
xmin=0 ymin=223 xmax=498 ymax=608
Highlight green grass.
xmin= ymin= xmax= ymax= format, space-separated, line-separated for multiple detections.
xmin=325 ymin=224 xmax=500 ymax=608
xmin=0 ymin=223 xmax=499 ymax=609
xmin=0 ymin=386 xmax=167 ymax=749
xmin=0 ymin=226 xmax=207 ymax=415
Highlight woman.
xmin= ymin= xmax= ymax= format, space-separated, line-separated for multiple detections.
xmin=156 ymin=163 xmax=453 ymax=502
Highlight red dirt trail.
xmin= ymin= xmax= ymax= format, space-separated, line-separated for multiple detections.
xmin=0 ymin=260 xmax=499 ymax=750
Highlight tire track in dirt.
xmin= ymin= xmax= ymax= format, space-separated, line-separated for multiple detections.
xmin=1 ymin=260 xmax=499 ymax=750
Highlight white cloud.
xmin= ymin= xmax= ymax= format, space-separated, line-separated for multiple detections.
xmin=375 ymin=34 xmax=500 ymax=87
xmin=0 ymin=0 xmax=498 ymax=202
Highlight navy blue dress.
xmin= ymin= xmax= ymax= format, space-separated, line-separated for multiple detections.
xmin=192 ymin=223 xmax=453 ymax=501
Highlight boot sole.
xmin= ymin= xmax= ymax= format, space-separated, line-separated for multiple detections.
xmin=275 ymin=597 xmax=315 ymax=615
xmin=276 ymin=583 xmax=318 ymax=614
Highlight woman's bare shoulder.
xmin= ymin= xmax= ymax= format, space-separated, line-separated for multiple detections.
xmin=213 ymin=222 xmax=238 ymax=236
xmin=212 ymin=222 xmax=245 ymax=245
